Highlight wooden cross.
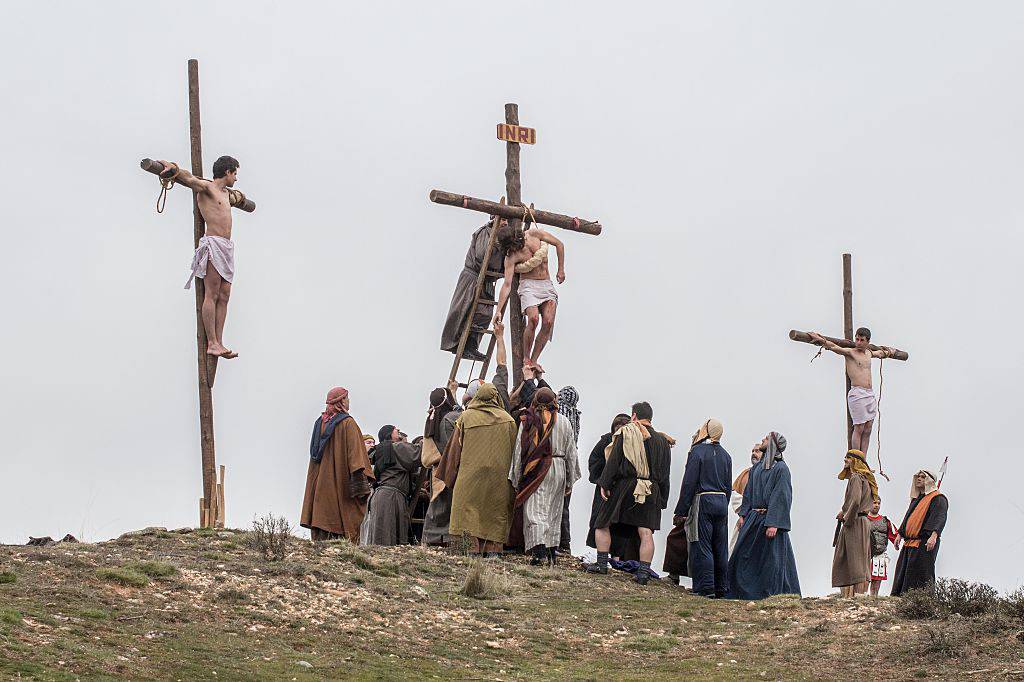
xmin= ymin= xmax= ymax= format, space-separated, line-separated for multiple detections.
xmin=789 ymin=253 xmax=909 ymax=448
xmin=137 ymin=59 xmax=256 ymax=528
xmin=430 ymin=102 xmax=602 ymax=382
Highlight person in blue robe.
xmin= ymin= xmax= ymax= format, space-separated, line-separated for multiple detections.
xmin=674 ymin=418 xmax=732 ymax=597
xmin=726 ymin=432 xmax=801 ymax=599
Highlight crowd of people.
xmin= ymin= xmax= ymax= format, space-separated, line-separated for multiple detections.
xmin=298 ymin=329 xmax=948 ymax=599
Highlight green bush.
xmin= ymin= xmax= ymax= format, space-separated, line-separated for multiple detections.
xmin=1003 ymin=586 xmax=1024 ymax=621
xmin=934 ymin=578 xmax=1000 ymax=618
xmin=125 ymin=561 xmax=177 ymax=579
xmin=96 ymin=567 xmax=150 ymax=588
xmin=895 ymin=587 xmax=940 ymax=620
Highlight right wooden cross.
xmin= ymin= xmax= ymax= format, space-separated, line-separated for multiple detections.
xmin=789 ymin=253 xmax=909 ymax=448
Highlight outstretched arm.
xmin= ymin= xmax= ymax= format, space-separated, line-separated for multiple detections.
xmin=539 ymin=231 xmax=565 ymax=283
xmin=870 ymin=346 xmax=894 ymax=359
xmin=494 ymin=256 xmax=517 ymax=323
xmin=158 ymin=160 xmax=210 ymax=194
xmin=809 ymin=332 xmax=853 ymax=357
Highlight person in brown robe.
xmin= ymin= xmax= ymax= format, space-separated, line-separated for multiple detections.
xmin=831 ymin=449 xmax=878 ymax=596
xmin=440 ymin=221 xmax=505 ymax=361
xmin=300 ymin=387 xmax=374 ymax=542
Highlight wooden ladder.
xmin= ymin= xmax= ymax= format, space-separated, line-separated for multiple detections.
xmin=447 ymin=198 xmax=510 ymax=389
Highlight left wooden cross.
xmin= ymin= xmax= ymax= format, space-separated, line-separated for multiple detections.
xmin=138 ymin=59 xmax=256 ymax=528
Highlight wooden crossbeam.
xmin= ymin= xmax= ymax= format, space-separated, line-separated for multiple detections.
xmin=789 ymin=331 xmax=909 ymax=361
xmin=429 ymin=190 xmax=601 ymax=236
xmin=141 ymin=158 xmax=257 ymax=212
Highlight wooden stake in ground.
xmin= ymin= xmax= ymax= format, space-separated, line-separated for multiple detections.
xmin=139 ymin=59 xmax=255 ymax=528
xmin=430 ymin=102 xmax=602 ymax=383
xmin=789 ymin=253 xmax=909 ymax=448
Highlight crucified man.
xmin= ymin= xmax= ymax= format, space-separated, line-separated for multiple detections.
xmin=494 ymin=220 xmax=565 ymax=373
xmin=164 ymin=155 xmax=242 ymax=359
xmin=809 ymin=327 xmax=895 ymax=453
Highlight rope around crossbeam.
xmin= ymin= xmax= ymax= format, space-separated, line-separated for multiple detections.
xmin=875 ymin=358 xmax=889 ymax=481
xmin=155 ymin=162 xmax=180 ymax=214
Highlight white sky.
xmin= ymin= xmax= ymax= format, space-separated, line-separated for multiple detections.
xmin=2 ymin=2 xmax=1022 ymax=596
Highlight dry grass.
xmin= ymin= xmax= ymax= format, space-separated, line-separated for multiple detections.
xmin=460 ymin=560 xmax=515 ymax=599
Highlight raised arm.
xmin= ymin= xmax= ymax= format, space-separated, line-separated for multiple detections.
xmin=539 ymin=231 xmax=565 ymax=284
xmin=158 ymin=160 xmax=210 ymax=194
xmin=808 ymin=331 xmax=853 ymax=357
xmin=494 ymin=256 xmax=517 ymax=324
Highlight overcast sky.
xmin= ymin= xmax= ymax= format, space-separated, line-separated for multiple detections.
xmin=2 ymin=2 xmax=1022 ymax=596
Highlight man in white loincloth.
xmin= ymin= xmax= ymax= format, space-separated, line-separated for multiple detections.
xmin=808 ymin=328 xmax=894 ymax=453
xmin=162 ymin=155 xmax=242 ymax=359
xmin=494 ymin=219 xmax=566 ymax=373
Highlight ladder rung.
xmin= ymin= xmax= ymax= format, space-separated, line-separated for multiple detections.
xmin=471 ymin=327 xmax=494 ymax=335
xmin=485 ymin=270 xmax=504 ymax=278
xmin=476 ymin=299 xmax=498 ymax=306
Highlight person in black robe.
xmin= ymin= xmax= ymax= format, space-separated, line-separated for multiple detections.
xmin=440 ymin=221 xmax=505 ymax=361
xmin=675 ymin=419 xmax=732 ymax=598
xmin=585 ymin=414 xmax=639 ymax=560
xmin=891 ymin=469 xmax=948 ymax=596
xmin=361 ymin=425 xmax=422 ymax=546
xmin=587 ymin=401 xmax=671 ymax=585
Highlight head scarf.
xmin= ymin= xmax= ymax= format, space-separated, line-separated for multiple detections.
xmin=839 ymin=449 xmax=879 ymax=502
xmin=462 ymin=383 xmax=515 ymax=430
xmin=424 ymin=387 xmax=457 ymax=439
xmin=322 ymin=387 xmax=349 ymax=424
xmin=910 ymin=469 xmax=938 ymax=498
xmin=465 ymin=378 xmax=484 ymax=402
xmin=556 ymin=386 xmax=581 ymax=445
xmin=763 ymin=432 xmax=787 ymax=470
xmin=372 ymin=425 xmax=397 ymax=481
xmin=691 ymin=418 xmax=724 ymax=446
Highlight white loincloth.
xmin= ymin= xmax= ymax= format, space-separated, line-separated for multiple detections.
xmin=870 ymin=553 xmax=889 ymax=581
xmin=847 ymin=386 xmax=877 ymax=425
xmin=518 ymin=277 xmax=558 ymax=310
xmin=185 ymin=235 xmax=235 ymax=289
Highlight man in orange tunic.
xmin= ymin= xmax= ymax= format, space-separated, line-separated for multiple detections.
xmin=301 ymin=387 xmax=374 ymax=542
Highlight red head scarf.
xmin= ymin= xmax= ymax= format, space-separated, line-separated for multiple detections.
xmin=322 ymin=387 xmax=349 ymax=424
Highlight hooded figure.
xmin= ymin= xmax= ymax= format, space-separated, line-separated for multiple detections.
xmin=437 ymin=383 xmax=518 ymax=556
xmin=891 ymin=469 xmax=948 ymax=596
xmin=301 ymin=387 xmax=374 ymax=542
xmin=555 ymin=385 xmax=582 ymax=552
xmin=422 ymin=388 xmax=464 ymax=546
xmin=360 ymin=425 xmax=423 ymax=546
xmin=674 ymin=418 xmax=733 ymax=597
xmin=726 ymin=432 xmax=800 ymax=599
xmin=509 ymin=388 xmax=581 ymax=565
xmin=831 ymin=449 xmax=876 ymax=593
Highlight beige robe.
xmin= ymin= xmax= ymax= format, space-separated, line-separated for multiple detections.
xmin=300 ymin=416 xmax=373 ymax=543
xmin=831 ymin=473 xmax=873 ymax=587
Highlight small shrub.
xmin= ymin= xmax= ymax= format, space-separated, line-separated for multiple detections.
xmin=460 ymin=561 xmax=513 ymax=600
xmin=125 ymin=561 xmax=177 ymax=579
xmin=920 ymin=624 xmax=968 ymax=659
xmin=0 ymin=608 xmax=21 ymax=625
xmin=96 ymin=567 xmax=150 ymax=588
xmin=1003 ymin=586 xmax=1024 ymax=621
xmin=896 ymin=587 xmax=940 ymax=620
xmin=216 ymin=588 xmax=250 ymax=603
xmin=0 ymin=571 xmax=15 ymax=584
xmin=79 ymin=608 xmax=109 ymax=620
xmin=934 ymin=578 xmax=1000 ymax=618
xmin=248 ymin=514 xmax=292 ymax=561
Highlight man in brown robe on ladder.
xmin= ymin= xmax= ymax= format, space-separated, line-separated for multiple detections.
xmin=832 ymin=449 xmax=878 ymax=597
xmin=301 ymin=387 xmax=374 ymax=542
xmin=440 ymin=221 xmax=506 ymax=362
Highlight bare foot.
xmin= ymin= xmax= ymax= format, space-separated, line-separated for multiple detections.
xmin=532 ymin=361 xmax=544 ymax=374
xmin=207 ymin=343 xmax=228 ymax=357
xmin=221 ymin=350 xmax=239 ymax=359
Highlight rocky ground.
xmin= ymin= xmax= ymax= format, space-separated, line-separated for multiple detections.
xmin=0 ymin=527 xmax=1021 ymax=680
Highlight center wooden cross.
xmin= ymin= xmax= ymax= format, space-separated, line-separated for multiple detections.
xmin=430 ymin=103 xmax=602 ymax=382
xmin=789 ymin=253 xmax=909 ymax=448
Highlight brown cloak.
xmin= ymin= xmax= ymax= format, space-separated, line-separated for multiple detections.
xmin=831 ymin=473 xmax=873 ymax=587
xmin=300 ymin=415 xmax=373 ymax=542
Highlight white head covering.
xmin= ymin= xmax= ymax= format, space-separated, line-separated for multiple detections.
xmin=465 ymin=378 xmax=484 ymax=402
xmin=910 ymin=469 xmax=938 ymax=498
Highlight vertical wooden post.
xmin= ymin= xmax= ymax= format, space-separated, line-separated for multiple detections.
xmin=842 ymin=253 xmax=854 ymax=448
xmin=188 ymin=59 xmax=218 ymax=527
xmin=504 ymin=103 xmax=525 ymax=384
